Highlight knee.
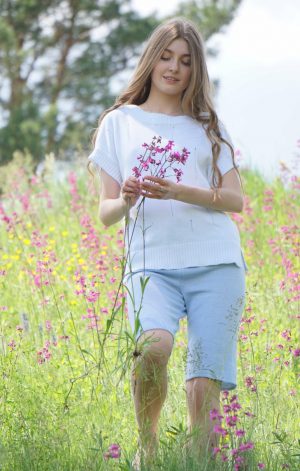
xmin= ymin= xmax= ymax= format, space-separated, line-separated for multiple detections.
xmin=135 ymin=329 xmax=173 ymax=369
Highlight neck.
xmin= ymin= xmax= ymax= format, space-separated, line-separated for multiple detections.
xmin=142 ymin=89 xmax=184 ymax=116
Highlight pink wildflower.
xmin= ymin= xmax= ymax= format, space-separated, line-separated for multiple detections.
xmin=292 ymin=348 xmax=300 ymax=357
xmin=213 ymin=425 xmax=228 ymax=436
xmin=281 ymin=329 xmax=292 ymax=341
xmin=212 ymin=447 xmax=221 ymax=456
xmin=8 ymin=340 xmax=16 ymax=350
xmin=103 ymin=443 xmax=121 ymax=460
xmin=45 ymin=320 xmax=52 ymax=331
xmin=239 ymin=441 xmax=254 ymax=452
xmin=86 ymin=290 xmax=100 ymax=303
xmin=209 ymin=408 xmax=223 ymax=421
xmin=226 ymin=415 xmax=238 ymax=427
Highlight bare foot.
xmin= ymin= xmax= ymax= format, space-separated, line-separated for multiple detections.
xmin=134 ymin=433 xmax=158 ymax=469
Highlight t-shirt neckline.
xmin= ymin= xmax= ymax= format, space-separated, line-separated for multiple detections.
xmin=122 ymin=104 xmax=193 ymax=123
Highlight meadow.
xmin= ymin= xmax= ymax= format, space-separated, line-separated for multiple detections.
xmin=0 ymin=152 xmax=299 ymax=471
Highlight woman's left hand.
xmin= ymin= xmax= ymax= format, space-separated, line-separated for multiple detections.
xmin=140 ymin=176 xmax=180 ymax=200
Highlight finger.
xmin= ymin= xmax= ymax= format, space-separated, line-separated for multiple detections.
xmin=123 ymin=184 xmax=140 ymax=193
xmin=143 ymin=176 xmax=164 ymax=184
xmin=140 ymin=191 xmax=161 ymax=199
xmin=144 ymin=187 xmax=165 ymax=195
xmin=124 ymin=179 xmax=140 ymax=188
xmin=122 ymin=191 xmax=139 ymax=199
xmin=141 ymin=182 xmax=161 ymax=191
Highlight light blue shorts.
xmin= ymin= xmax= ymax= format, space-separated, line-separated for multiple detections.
xmin=125 ymin=263 xmax=246 ymax=390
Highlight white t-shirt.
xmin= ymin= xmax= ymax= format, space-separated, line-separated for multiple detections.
xmin=88 ymin=104 xmax=248 ymax=274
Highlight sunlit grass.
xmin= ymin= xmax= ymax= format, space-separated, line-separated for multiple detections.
xmin=0 ymin=154 xmax=299 ymax=470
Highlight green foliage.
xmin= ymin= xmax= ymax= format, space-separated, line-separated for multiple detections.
xmin=0 ymin=159 xmax=299 ymax=470
xmin=0 ymin=0 xmax=159 ymax=164
xmin=0 ymin=1 xmax=243 ymax=165
xmin=174 ymin=0 xmax=243 ymax=39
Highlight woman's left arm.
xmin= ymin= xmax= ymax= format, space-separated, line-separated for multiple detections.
xmin=140 ymin=168 xmax=244 ymax=213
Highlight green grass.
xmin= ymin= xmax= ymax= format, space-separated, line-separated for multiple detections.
xmin=0 ymin=156 xmax=299 ymax=470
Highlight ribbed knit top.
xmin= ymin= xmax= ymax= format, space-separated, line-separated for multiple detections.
xmin=88 ymin=104 xmax=248 ymax=274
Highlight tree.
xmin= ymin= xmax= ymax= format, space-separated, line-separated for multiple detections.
xmin=0 ymin=0 xmax=242 ymax=164
xmin=0 ymin=0 xmax=158 ymax=163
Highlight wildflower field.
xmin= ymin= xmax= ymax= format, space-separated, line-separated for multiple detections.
xmin=0 ymin=153 xmax=299 ymax=471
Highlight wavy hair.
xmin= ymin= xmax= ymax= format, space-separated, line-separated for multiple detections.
xmin=89 ymin=17 xmax=243 ymax=196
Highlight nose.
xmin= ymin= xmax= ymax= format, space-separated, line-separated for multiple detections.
xmin=168 ymin=58 xmax=179 ymax=72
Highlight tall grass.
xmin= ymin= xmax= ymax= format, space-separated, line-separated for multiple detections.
xmin=0 ymin=153 xmax=299 ymax=470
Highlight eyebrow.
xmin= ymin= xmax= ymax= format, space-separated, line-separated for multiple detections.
xmin=163 ymin=48 xmax=191 ymax=57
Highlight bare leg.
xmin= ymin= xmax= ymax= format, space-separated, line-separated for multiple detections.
xmin=131 ymin=329 xmax=173 ymax=461
xmin=186 ymin=377 xmax=221 ymax=461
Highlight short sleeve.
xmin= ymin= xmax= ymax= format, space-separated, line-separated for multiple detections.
xmin=88 ymin=112 xmax=122 ymax=185
xmin=216 ymin=120 xmax=238 ymax=176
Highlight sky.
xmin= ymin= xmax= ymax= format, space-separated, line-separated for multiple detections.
xmin=132 ymin=0 xmax=300 ymax=182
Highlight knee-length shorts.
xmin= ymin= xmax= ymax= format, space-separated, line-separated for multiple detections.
xmin=125 ymin=263 xmax=247 ymax=391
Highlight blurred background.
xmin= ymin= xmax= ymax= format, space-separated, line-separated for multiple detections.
xmin=0 ymin=0 xmax=299 ymax=183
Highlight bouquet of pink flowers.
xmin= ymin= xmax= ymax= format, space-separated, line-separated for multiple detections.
xmin=132 ymin=135 xmax=190 ymax=182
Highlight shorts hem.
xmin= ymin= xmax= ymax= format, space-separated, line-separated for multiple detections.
xmin=185 ymin=374 xmax=237 ymax=391
xmin=136 ymin=327 xmax=175 ymax=345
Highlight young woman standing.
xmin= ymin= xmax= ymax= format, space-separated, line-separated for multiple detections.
xmin=88 ymin=17 xmax=248 ymax=469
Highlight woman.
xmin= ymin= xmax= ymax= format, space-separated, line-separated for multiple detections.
xmin=88 ymin=17 xmax=248 ymax=469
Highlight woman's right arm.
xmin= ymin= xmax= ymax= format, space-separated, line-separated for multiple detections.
xmin=99 ymin=169 xmax=141 ymax=226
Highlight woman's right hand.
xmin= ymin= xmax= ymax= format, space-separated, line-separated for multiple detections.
xmin=121 ymin=176 xmax=141 ymax=208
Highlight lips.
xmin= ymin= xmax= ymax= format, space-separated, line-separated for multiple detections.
xmin=163 ymin=76 xmax=180 ymax=82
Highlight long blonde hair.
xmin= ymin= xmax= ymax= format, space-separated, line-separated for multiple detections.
xmin=90 ymin=17 xmax=243 ymax=195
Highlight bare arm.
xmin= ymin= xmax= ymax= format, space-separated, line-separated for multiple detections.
xmin=98 ymin=169 xmax=141 ymax=226
xmin=140 ymin=168 xmax=244 ymax=213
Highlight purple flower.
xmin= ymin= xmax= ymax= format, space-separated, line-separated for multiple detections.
xmin=132 ymin=166 xmax=141 ymax=178
xmin=132 ymin=136 xmax=189 ymax=183
xmin=209 ymin=408 xmax=223 ymax=421
xmin=164 ymin=140 xmax=174 ymax=151
xmin=239 ymin=441 xmax=254 ymax=452
xmin=107 ymin=443 xmax=121 ymax=458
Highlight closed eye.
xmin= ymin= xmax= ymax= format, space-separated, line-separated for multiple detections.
xmin=161 ymin=56 xmax=191 ymax=66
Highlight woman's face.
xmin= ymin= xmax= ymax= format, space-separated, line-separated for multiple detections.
xmin=150 ymin=38 xmax=192 ymax=98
